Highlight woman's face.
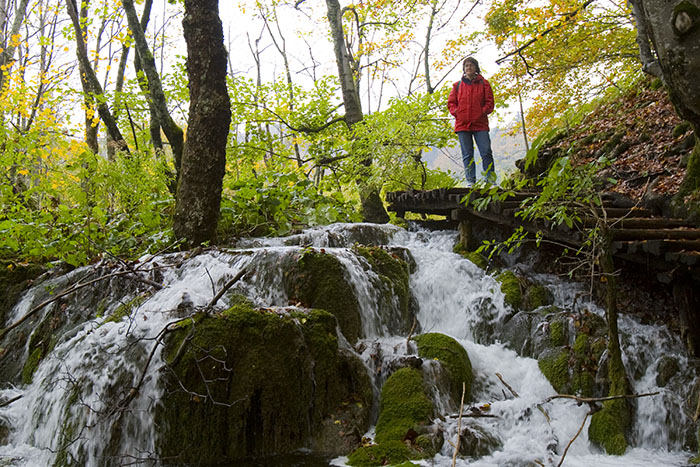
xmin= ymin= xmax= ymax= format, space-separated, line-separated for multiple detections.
xmin=464 ymin=61 xmax=477 ymax=78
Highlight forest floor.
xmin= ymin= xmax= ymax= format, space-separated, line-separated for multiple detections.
xmin=548 ymin=76 xmax=694 ymax=202
xmin=531 ymin=77 xmax=696 ymax=329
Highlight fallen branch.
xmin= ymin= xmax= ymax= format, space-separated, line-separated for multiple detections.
xmin=406 ymin=317 xmax=417 ymax=347
xmin=557 ymin=409 xmax=593 ymax=467
xmin=496 ymin=372 xmax=519 ymax=398
xmin=0 ymin=266 xmax=163 ymax=341
xmin=544 ymin=391 xmax=659 ymax=404
xmin=207 ymin=268 xmax=248 ymax=308
xmin=448 ymin=412 xmax=498 ymax=419
xmin=0 ymin=394 xmax=22 ymax=408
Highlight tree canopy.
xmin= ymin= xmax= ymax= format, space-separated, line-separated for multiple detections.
xmin=0 ymin=0 xmax=697 ymax=263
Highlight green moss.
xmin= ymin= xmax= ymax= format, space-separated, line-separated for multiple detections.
xmin=497 ymin=270 xmax=522 ymax=310
xmin=589 ymin=399 xmax=628 ymax=455
xmin=524 ymin=284 xmax=550 ymax=310
xmin=572 ymin=371 xmax=594 ymax=396
xmin=375 ymin=368 xmax=433 ymax=445
xmin=347 ymin=440 xmax=414 ymax=466
xmin=538 ymin=349 xmax=569 ymax=393
xmin=453 ymin=244 xmax=488 ymax=270
xmin=21 ymin=347 xmax=43 ymax=384
xmin=690 ymin=455 xmax=700 ymax=465
xmin=414 ymin=333 xmax=472 ymax=403
xmin=284 ymin=249 xmax=362 ymax=343
xmin=673 ymin=122 xmax=692 ymax=138
xmin=572 ymin=333 xmax=588 ymax=356
xmin=549 ymin=320 xmax=566 ymax=347
xmin=157 ymin=304 xmax=372 ymax=462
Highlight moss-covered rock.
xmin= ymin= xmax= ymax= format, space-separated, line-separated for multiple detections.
xmin=157 ymin=304 xmax=372 ymax=463
xmin=453 ymin=243 xmax=488 ymax=270
xmin=374 ymin=368 xmax=434 ymax=444
xmin=348 ymin=367 xmax=434 ymax=466
xmin=523 ymin=283 xmax=552 ymax=311
xmin=589 ymin=398 xmax=629 ymax=455
xmin=536 ymin=311 xmax=607 ymax=397
xmin=414 ymin=333 xmax=473 ymax=405
xmin=284 ymin=249 xmax=362 ymax=343
xmin=347 ymin=440 xmax=414 ymax=467
xmin=354 ymin=246 xmax=415 ymax=334
xmin=496 ymin=270 xmax=522 ymax=310
xmin=538 ymin=348 xmax=570 ymax=393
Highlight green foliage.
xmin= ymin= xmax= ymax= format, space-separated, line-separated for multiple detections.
xmin=0 ymin=147 xmax=174 ymax=266
xmin=353 ymin=90 xmax=457 ymax=192
xmin=219 ymin=169 xmax=360 ymax=239
xmin=484 ymin=0 xmax=640 ymax=134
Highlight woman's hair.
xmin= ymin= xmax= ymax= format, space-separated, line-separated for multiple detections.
xmin=462 ymin=57 xmax=480 ymax=74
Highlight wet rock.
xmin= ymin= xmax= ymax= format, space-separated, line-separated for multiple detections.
xmin=656 ymin=356 xmax=680 ymax=387
xmin=284 ymin=249 xmax=363 ymax=343
xmin=458 ymin=424 xmax=502 ymax=458
xmin=157 ymin=306 xmax=372 ymax=462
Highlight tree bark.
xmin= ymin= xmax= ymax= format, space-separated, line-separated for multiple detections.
xmin=122 ymin=0 xmax=183 ymax=173
xmin=325 ymin=0 xmax=389 ymax=223
xmin=632 ymin=0 xmax=700 ymax=197
xmin=173 ymin=0 xmax=231 ymax=247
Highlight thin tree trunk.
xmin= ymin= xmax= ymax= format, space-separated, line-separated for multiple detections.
xmin=173 ymin=0 xmax=231 ymax=247
xmin=122 ymin=0 xmax=183 ymax=172
xmin=66 ymin=0 xmax=128 ymax=153
xmin=325 ymin=0 xmax=388 ymax=223
xmin=0 ymin=0 xmax=31 ymax=90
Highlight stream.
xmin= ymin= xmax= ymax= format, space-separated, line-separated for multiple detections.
xmin=0 ymin=223 xmax=696 ymax=466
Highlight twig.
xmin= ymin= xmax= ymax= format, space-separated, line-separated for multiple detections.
xmin=452 ymin=382 xmax=466 ymax=467
xmin=536 ymin=404 xmax=551 ymax=423
xmin=0 ymin=394 xmax=22 ymax=408
xmin=449 ymin=412 xmax=497 ymax=418
xmin=557 ymin=409 xmax=591 ymax=467
xmin=544 ymin=392 xmax=659 ymax=404
xmin=406 ymin=317 xmax=417 ymax=347
xmin=694 ymin=391 xmax=700 ymax=422
xmin=496 ymin=372 xmax=519 ymax=398
xmin=207 ymin=268 xmax=248 ymax=308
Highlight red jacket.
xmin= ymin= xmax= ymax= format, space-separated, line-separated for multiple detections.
xmin=447 ymin=75 xmax=494 ymax=132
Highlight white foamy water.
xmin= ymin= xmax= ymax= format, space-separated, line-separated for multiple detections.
xmin=0 ymin=223 xmax=695 ymax=466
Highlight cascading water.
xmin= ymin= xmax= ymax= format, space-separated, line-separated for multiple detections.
xmin=0 ymin=223 xmax=695 ymax=466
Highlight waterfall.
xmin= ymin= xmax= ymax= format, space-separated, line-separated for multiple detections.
xmin=0 ymin=223 xmax=695 ymax=466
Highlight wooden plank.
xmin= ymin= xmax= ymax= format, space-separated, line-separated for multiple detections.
xmin=611 ymin=228 xmax=700 ymax=241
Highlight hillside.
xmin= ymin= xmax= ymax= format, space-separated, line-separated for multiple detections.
xmin=538 ymin=78 xmax=695 ymax=203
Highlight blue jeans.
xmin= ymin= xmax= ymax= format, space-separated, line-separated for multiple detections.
xmin=457 ymin=131 xmax=495 ymax=183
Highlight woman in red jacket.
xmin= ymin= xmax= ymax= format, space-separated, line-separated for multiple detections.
xmin=447 ymin=57 xmax=495 ymax=185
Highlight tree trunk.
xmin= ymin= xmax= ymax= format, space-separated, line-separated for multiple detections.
xmin=122 ymin=0 xmax=183 ymax=174
xmin=325 ymin=0 xmax=389 ymax=223
xmin=65 ymin=0 xmax=128 ymax=153
xmin=632 ymin=0 xmax=700 ymax=197
xmin=588 ymin=233 xmax=632 ymax=455
xmin=173 ymin=0 xmax=231 ymax=248
xmin=0 ymin=0 xmax=31 ymax=91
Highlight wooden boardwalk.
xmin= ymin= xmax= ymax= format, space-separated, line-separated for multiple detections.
xmin=386 ymin=187 xmax=700 ymax=279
